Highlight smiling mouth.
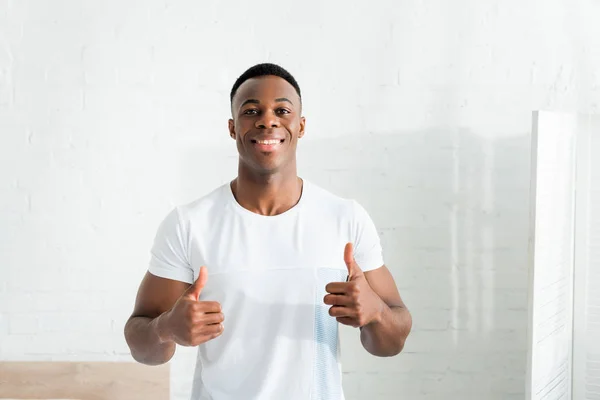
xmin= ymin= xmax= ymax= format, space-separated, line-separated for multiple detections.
xmin=251 ymin=139 xmax=285 ymax=144
xmin=250 ymin=138 xmax=285 ymax=153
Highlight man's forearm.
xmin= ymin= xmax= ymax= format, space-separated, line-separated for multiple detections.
xmin=360 ymin=305 xmax=412 ymax=357
xmin=124 ymin=313 xmax=176 ymax=366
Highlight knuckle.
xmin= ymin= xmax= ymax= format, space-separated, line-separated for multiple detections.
xmin=355 ymin=308 xmax=364 ymax=320
xmin=188 ymin=303 xmax=200 ymax=315
xmin=210 ymin=324 xmax=223 ymax=336
xmin=189 ymin=322 xmax=198 ymax=333
xmin=356 ymin=311 xmax=367 ymax=326
xmin=187 ymin=312 xmax=199 ymax=324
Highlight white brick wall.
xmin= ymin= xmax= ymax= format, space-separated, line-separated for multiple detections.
xmin=1 ymin=0 xmax=599 ymax=399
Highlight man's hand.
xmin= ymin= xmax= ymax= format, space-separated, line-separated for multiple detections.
xmin=156 ymin=266 xmax=224 ymax=346
xmin=324 ymin=243 xmax=386 ymax=328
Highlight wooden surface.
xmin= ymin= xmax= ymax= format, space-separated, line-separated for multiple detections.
xmin=0 ymin=362 xmax=169 ymax=400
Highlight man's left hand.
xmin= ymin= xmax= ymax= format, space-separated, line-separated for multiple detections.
xmin=324 ymin=243 xmax=386 ymax=328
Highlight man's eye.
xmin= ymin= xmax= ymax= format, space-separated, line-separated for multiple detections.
xmin=243 ymin=109 xmax=258 ymax=115
xmin=277 ymin=109 xmax=290 ymax=114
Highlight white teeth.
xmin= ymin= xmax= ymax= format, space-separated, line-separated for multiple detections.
xmin=256 ymin=140 xmax=280 ymax=145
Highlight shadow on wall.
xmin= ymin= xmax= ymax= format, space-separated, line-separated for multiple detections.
xmin=300 ymin=128 xmax=531 ymax=398
xmin=178 ymin=127 xmax=532 ymax=399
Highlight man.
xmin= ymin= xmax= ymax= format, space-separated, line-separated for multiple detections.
xmin=124 ymin=63 xmax=412 ymax=400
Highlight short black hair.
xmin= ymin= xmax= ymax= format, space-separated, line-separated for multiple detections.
xmin=230 ymin=63 xmax=302 ymax=104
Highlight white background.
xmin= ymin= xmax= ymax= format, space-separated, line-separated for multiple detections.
xmin=1 ymin=1 xmax=599 ymax=399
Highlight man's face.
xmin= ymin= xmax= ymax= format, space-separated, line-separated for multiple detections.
xmin=229 ymin=75 xmax=305 ymax=175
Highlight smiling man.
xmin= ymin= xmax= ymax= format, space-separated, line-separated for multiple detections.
xmin=124 ymin=63 xmax=412 ymax=400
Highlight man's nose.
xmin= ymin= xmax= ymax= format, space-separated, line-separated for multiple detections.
xmin=256 ymin=112 xmax=280 ymax=129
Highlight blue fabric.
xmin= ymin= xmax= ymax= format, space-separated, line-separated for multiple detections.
xmin=312 ymin=269 xmax=346 ymax=400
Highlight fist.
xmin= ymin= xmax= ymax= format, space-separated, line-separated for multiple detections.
xmin=160 ymin=266 xmax=224 ymax=346
xmin=323 ymin=243 xmax=384 ymax=328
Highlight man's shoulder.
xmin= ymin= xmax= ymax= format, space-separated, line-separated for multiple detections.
xmin=177 ymin=183 xmax=230 ymax=217
xmin=304 ymin=180 xmax=376 ymax=224
xmin=304 ymin=179 xmax=358 ymax=213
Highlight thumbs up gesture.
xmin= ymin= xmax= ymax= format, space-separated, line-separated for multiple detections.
xmin=324 ymin=243 xmax=385 ymax=328
xmin=160 ymin=266 xmax=224 ymax=346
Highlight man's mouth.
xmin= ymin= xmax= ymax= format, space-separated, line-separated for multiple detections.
xmin=252 ymin=139 xmax=285 ymax=144
xmin=251 ymin=138 xmax=285 ymax=152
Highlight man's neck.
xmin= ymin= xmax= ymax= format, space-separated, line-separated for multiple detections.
xmin=231 ymin=168 xmax=303 ymax=217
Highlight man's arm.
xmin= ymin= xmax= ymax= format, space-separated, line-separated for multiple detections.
xmin=360 ymin=265 xmax=412 ymax=357
xmin=324 ymin=243 xmax=411 ymax=357
xmin=125 ymin=268 xmax=224 ymax=366
xmin=124 ymin=272 xmax=190 ymax=365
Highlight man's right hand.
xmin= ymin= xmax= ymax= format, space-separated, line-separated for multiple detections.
xmin=156 ymin=266 xmax=224 ymax=346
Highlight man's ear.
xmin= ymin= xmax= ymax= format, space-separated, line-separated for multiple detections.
xmin=228 ymin=119 xmax=236 ymax=139
xmin=298 ymin=116 xmax=306 ymax=139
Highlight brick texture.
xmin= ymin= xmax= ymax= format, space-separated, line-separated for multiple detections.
xmin=1 ymin=0 xmax=599 ymax=399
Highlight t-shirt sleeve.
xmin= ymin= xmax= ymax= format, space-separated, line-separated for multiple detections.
xmin=148 ymin=206 xmax=195 ymax=284
xmin=351 ymin=200 xmax=385 ymax=272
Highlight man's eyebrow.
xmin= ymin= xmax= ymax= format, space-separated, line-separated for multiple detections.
xmin=275 ymin=97 xmax=293 ymax=105
xmin=239 ymin=98 xmax=294 ymax=109
xmin=240 ymin=99 xmax=260 ymax=108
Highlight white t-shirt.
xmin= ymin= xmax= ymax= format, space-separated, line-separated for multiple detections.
xmin=148 ymin=179 xmax=384 ymax=400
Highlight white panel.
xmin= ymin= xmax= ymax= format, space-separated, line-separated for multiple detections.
xmin=527 ymin=111 xmax=576 ymax=400
xmin=573 ymin=114 xmax=600 ymax=400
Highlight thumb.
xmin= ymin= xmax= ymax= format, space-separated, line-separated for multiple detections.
xmin=344 ymin=243 xmax=362 ymax=280
xmin=185 ymin=266 xmax=208 ymax=300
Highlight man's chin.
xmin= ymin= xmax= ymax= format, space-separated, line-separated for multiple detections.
xmin=240 ymin=155 xmax=294 ymax=176
xmin=240 ymin=160 xmax=280 ymax=176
